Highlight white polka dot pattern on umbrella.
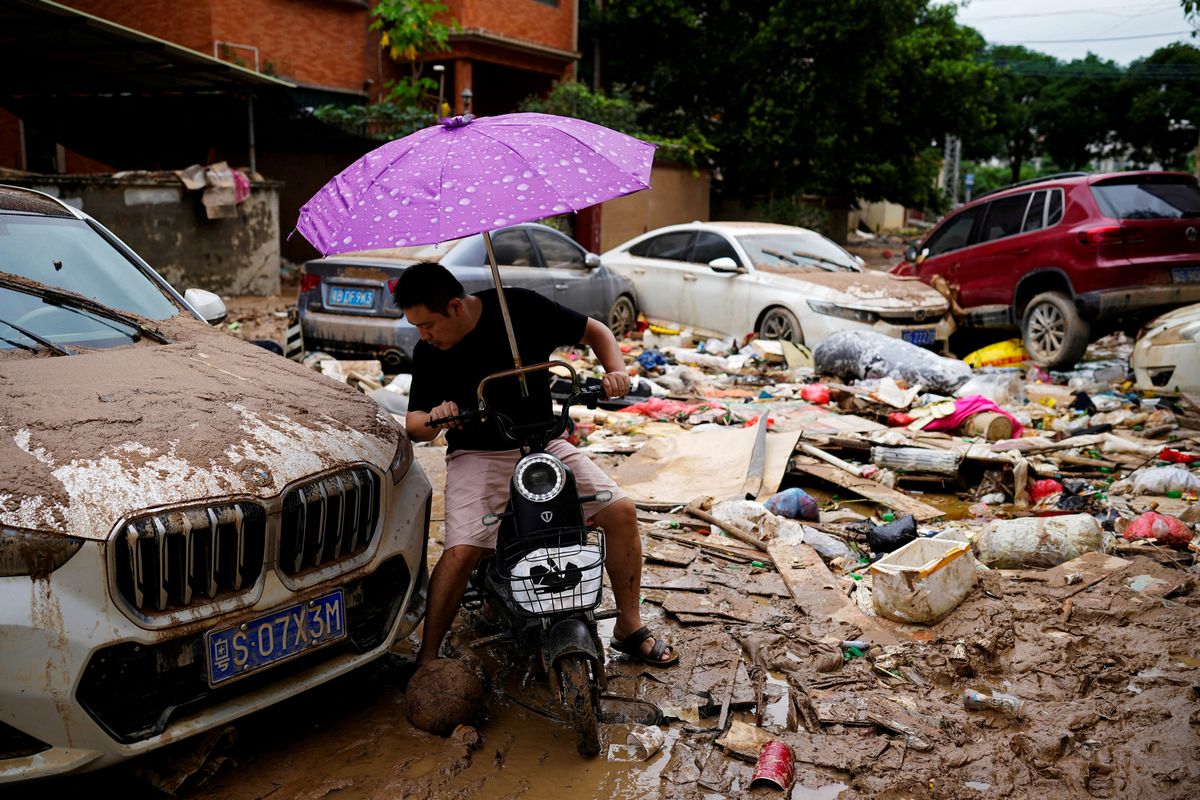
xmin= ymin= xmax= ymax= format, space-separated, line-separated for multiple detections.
xmin=294 ymin=112 xmax=656 ymax=255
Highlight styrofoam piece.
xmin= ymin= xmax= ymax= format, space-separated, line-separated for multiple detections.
xmin=871 ymin=537 xmax=977 ymax=624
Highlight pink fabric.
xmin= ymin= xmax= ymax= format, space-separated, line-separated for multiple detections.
xmin=920 ymin=395 xmax=1024 ymax=438
xmin=443 ymin=438 xmax=624 ymax=550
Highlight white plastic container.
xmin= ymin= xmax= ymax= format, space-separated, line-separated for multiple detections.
xmin=871 ymin=537 xmax=977 ymax=624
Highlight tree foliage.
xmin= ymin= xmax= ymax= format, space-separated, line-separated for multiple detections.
xmin=588 ymin=1 xmax=991 ymax=210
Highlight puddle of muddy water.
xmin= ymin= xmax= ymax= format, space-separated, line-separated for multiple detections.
xmin=791 ymin=782 xmax=849 ymax=800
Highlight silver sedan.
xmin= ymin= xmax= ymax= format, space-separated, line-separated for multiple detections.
xmin=298 ymin=223 xmax=638 ymax=369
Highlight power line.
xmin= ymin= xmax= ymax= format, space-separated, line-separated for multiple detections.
xmin=994 ymin=30 xmax=1192 ymax=44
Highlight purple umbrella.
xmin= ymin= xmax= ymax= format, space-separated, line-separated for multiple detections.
xmin=294 ymin=112 xmax=655 ymax=378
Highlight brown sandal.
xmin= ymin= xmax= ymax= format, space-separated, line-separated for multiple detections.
xmin=610 ymin=625 xmax=679 ymax=667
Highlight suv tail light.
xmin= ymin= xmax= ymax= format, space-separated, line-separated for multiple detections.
xmin=300 ymin=273 xmax=321 ymax=293
xmin=1077 ymin=225 xmax=1144 ymax=246
xmin=387 ymin=278 xmax=399 ymax=298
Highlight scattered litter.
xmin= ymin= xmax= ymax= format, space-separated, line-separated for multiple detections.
xmin=975 ymin=514 xmax=1109 ymax=569
xmin=871 ymin=537 xmax=976 ymax=623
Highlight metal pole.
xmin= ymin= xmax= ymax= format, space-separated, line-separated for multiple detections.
xmin=482 ymin=230 xmax=528 ymax=396
xmin=247 ymin=94 xmax=257 ymax=177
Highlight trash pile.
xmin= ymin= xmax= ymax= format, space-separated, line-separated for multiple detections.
xmin=304 ymin=328 xmax=1200 ymax=797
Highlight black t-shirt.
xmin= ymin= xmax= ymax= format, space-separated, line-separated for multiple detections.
xmin=408 ymin=288 xmax=589 ymax=452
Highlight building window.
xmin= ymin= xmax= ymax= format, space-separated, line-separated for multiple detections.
xmin=532 ymin=0 xmax=560 ymax=6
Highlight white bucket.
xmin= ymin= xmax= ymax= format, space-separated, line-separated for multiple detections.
xmin=871 ymin=537 xmax=977 ymax=624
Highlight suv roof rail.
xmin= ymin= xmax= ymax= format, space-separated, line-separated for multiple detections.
xmin=974 ymin=171 xmax=1090 ymax=201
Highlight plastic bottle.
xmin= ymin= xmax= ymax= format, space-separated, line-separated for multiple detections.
xmin=962 ymin=689 xmax=1024 ymax=718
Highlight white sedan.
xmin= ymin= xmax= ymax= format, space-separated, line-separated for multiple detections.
xmin=1132 ymin=302 xmax=1200 ymax=393
xmin=602 ymin=222 xmax=954 ymax=348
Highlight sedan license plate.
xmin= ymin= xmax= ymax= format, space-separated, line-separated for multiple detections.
xmin=206 ymin=590 xmax=345 ymax=686
xmin=1172 ymin=267 xmax=1200 ymax=284
xmin=902 ymin=328 xmax=936 ymax=346
xmin=328 ymin=286 xmax=376 ymax=308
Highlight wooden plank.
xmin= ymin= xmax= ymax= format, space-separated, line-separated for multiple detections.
xmin=766 ymin=541 xmax=899 ymax=645
xmin=790 ymin=456 xmax=944 ymax=521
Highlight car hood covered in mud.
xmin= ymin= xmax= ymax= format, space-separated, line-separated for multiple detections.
xmin=0 ymin=324 xmax=400 ymax=541
xmin=753 ymin=266 xmax=949 ymax=311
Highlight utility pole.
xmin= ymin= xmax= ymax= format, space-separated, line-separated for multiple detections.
xmin=944 ymin=134 xmax=962 ymax=206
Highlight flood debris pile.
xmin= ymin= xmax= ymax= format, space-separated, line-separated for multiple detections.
xmin=302 ymin=328 xmax=1198 ymax=799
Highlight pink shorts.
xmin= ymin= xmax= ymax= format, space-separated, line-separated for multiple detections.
xmin=443 ymin=439 xmax=625 ymax=550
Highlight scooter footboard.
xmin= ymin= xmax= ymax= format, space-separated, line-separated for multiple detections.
xmin=497 ymin=526 xmax=605 ymax=616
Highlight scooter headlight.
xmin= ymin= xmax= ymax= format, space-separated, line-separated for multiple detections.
xmin=514 ymin=454 xmax=566 ymax=503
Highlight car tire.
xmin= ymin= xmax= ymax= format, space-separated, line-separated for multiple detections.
xmin=1021 ymin=291 xmax=1090 ymax=369
xmin=606 ymin=295 xmax=637 ymax=337
xmin=757 ymin=306 xmax=804 ymax=344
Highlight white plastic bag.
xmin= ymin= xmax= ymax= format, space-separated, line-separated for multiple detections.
xmin=973 ymin=514 xmax=1108 ymax=569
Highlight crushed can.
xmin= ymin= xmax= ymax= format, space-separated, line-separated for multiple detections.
xmin=750 ymin=740 xmax=795 ymax=790
xmin=962 ymin=689 xmax=1024 ymax=718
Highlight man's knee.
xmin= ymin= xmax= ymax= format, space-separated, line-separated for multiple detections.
xmin=436 ymin=544 xmax=488 ymax=574
xmin=595 ymin=498 xmax=637 ymax=533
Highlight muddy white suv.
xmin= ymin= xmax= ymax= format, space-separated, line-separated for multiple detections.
xmin=0 ymin=186 xmax=430 ymax=781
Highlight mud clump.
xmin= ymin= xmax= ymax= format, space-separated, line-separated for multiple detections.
xmin=406 ymin=659 xmax=484 ymax=736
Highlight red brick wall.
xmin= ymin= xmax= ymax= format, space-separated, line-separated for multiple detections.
xmin=446 ymin=0 xmax=575 ymax=53
xmin=60 ymin=0 xmax=376 ymax=95
xmin=59 ymin=0 xmax=215 ymax=53
xmin=209 ymin=0 xmax=374 ymax=93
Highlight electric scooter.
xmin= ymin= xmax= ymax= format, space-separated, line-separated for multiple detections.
xmin=428 ymin=360 xmax=616 ymax=756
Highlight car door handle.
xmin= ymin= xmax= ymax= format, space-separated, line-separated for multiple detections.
xmin=554 ymin=284 xmax=568 ymax=290
xmin=683 ymin=274 xmax=697 ymax=282
xmin=633 ymin=268 xmax=646 ymax=275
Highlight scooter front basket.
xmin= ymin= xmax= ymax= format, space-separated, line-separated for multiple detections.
xmin=497 ymin=526 xmax=605 ymax=616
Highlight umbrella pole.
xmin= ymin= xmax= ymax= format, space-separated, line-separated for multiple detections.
xmin=482 ymin=230 xmax=529 ymax=396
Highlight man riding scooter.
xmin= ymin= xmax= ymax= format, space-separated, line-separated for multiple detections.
xmin=397 ymin=262 xmax=678 ymax=669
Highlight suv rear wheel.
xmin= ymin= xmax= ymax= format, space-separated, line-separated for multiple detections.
xmin=1021 ymin=291 xmax=1090 ymax=369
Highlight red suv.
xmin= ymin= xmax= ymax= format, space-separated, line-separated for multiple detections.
xmin=892 ymin=171 xmax=1200 ymax=368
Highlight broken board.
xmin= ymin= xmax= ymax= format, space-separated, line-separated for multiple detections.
xmin=789 ymin=455 xmax=944 ymax=521
xmin=766 ymin=541 xmax=899 ymax=645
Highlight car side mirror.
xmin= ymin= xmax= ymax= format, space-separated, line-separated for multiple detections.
xmin=904 ymin=245 xmax=929 ymax=266
xmin=708 ymin=256 xmax=742 ymax=273
xmin=584 ymin=252 xmax=601 ymax=269
xmin=184 ymin=288 xmax=228 ymax=325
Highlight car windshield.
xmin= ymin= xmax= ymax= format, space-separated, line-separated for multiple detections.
xmin=0 ymin=214 xmax=180 ymax=321
xmin=1091 ymin=179 xmax=1200 ymax=220
xmin=736 ymin=233 xmax=861 ymax=272
xmin=0 ymin=284 xmax=144 ymax=352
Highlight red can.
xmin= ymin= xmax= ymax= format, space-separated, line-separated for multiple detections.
xmin=750 ymin=740 xmax=795 ymax=790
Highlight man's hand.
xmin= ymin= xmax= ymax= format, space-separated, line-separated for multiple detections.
xmin=427 ymin=400 xmax=462 ymax=428
xmin=601 ymin=370 xmax=631 ymax=399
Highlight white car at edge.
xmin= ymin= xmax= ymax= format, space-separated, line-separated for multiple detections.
xmin=602 ymin=222 xmax=954 ymax=348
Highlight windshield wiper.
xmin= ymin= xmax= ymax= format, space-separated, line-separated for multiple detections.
xmin=0 ymin=317 xmax=75 ymax=356
xmin=0 ymin=274 xmax=172 ymax=344
xmin=791 ymin=251 xmax=856 ymax=271
xmin=761 ymin=247 xmax=801 ymax=265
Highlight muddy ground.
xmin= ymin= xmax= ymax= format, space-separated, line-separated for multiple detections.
xmin=18 ymin=250 xmax=1198 ymax=799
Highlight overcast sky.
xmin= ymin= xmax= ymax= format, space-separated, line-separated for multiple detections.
xmin=947 ymin=0 xmax=1198 ymax=65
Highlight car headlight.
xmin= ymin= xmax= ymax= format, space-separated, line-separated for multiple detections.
xmin=0 ymin=526 xmax=85 ymax=577
xmin=514 ymin=454 xmax=566 ymax=503
xmin=388 ymin=429 xmax=414 ymax=484
xmin=807 ymin=300 xmax=879 ymax=323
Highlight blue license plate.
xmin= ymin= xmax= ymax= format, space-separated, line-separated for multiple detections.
xmin=206 ymin=590 xmax=345 ymax=686
xmin=902 ymin=328 xmax=936 ymax=345
xmin=1172 ymin=267 xmax=1200 ymax=284
xmin=328 ymin=286 xmax=376 ymax=308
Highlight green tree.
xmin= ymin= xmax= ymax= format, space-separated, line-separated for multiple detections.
xmin=589 ymin=1 xmax=993 ymax=223
xmin=371 ymin=0 xmax=456 ymax=105
xmin=1117 ymin=43 xmax=1200 ymax=169
xmin=966 ymin=46 xmax=1057 ymax=183
xmin=1037 ymin=54 xmax=1125 ymax=171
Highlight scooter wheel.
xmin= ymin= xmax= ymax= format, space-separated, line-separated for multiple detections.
xmin=556 ymin=655 xmax=600 ymax=757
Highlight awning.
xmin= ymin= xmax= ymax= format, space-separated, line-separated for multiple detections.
xmin=0 ymin=0 xmax=295 ymax=98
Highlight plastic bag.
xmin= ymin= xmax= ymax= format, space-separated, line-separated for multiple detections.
xmin=954 ymin=371 xmax=1024 ymax=405
xmin=963 ymin=338 xmax=1027 ymax=368
xmin=801 ymin=526 xmax=854 ymax=561
xmin=763 ymin=488 xmax=819 ymax=521
xmin=867 ymin=514 xmax=917 ymax=554
xmin=800 ymin=384 xmax=831 ymax=404
xmin=1123 ymin=512 xmax=1193 ymax=548
xmin=974 ymin=514 xmax=1108 ymax=568
xmin=812 ymin=330 xmax=972 ymax=394
xmin=1030 ymin=479 xmax=1064 ymax=502
xmin=1130 ymin=466 xmax=1200 ymax=496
